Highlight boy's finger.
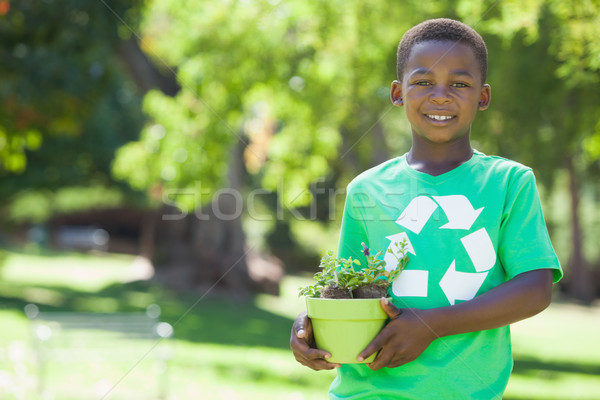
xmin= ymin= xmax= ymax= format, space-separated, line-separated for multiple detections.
xmin=303 ymin=358 xmax=341 ymax=370
xmin=294 ymin=312 xmax=310 ymax=338
xmin=366 ymin=352 xmax=389 ymax=371
xmin=357 ymin=337 xmax=382 ymax=363
xmin=365 ymin=343 xmax=397 ymax=371
xmin=380 ymin=297 xmax=402 ymax=319
xmin=305 ymin=347 xmax=333 ymax=361
xmin=319 ymin=360 xmax=341 ymax=369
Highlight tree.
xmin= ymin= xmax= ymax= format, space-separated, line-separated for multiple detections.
xmin=460 ymin=0 xmax=600 ymax=302
xmin=6 ymin=0 xmax=595 ymax=298
xmin=0 ymin=1 xmax=149 ymax=242
xmin=112 ymin=0 xmax=431 ymax=292
xmin=112 ymin=0 xmax=600 ymax=299
xmin=0 ymin=0 xmax=145 ymax=173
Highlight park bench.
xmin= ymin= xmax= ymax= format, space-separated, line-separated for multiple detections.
xmin=25 ymin=304 xmax=173 ymax=400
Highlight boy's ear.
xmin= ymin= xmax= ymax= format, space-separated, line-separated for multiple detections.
xmin=478 ymin=84 xmax=491 ymax=111
xmin=391 ymin=80 xmax=403 ymax=107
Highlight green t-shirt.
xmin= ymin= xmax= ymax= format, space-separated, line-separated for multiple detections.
xmin=331 ymin=151 xmax=562 ymax=400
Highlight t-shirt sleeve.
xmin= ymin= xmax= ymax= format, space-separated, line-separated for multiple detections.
xmin=336 ymin=182 xmax=369 ymax=265
xmin=498 ymin=169 xmax=563 ymax=283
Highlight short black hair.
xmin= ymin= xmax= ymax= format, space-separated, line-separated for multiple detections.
xmin=397 ymin=18 xmax=488 ymax=84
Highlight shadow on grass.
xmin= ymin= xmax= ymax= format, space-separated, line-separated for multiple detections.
xmin=207 ymin=359 xmax=334 ymax=388
xmin=512 ymin=356 xmax=600 ymax=377
xmin=502 ymin=356 xmax=600 ymax=400
xmin=0 ymin=279 xmax=295 ymax=350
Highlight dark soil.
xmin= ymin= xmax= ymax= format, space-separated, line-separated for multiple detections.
xmin=321 ymin=286 xmax=353 ymax=299
xmin=320 ymin=283 xmax=389 ymax=299
xmin=352 ymin=283 xmax=389 ymax=299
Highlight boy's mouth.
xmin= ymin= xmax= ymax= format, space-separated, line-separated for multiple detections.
xmin=425 ymin=114 xmax=455 ymax=121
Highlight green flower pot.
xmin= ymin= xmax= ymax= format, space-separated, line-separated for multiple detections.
xmin=305 ymin=297 xmax=390 ymax=364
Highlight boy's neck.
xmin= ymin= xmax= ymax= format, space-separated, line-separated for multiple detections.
xmin=407 ymin=142 xmax=474 ymax=176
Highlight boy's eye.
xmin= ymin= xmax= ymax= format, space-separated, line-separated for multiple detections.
xmin=415 ymin=81 xmax=431 ymax=86
xmin=452 ymin=82 xmax=468 ymax=88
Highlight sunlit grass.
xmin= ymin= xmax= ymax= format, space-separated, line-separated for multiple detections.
xmin=1 ymin=249 xmax=136 ymax=292
xmin=0 ymin=248 xmax=333 ymax=400
xmin=167 ymin=343 xmax=335 ymax=400
xmin=505 ymin=301 xmax=600 ymax=400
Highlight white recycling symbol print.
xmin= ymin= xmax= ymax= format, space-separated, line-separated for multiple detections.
xmin=384 ymin=195 xmax=496 ymax=305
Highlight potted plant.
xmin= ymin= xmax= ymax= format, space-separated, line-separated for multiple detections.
xmin=299 ymin=241 xmax=409 ymax=363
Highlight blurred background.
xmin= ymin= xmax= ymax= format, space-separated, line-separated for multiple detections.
xmin=1 ymin=0 xmax=599 ymax=399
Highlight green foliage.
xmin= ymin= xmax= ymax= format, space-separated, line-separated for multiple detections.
xmin=112 ymin=1 xmax=600 ymax=280
xmin=2 ymin=0 xmax=599 ymax=295
xmin=0 ymin=0 xmax=148 ymax=223
xmin=0 ymin=0 xmax=144 ymax=175
xmin=297 ymin=250 xmax=341 ymax=297
xmin=113 ymin=0 xmax=425 ymax=211
xmin=384 ymin=241 xmax=410 ymax=282
xmin=466 ymin=0 xmax=600 ymax=171
xmin=298 ymin=241 xmax=409 ymax=298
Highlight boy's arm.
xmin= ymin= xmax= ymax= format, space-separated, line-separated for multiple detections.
xmin=359 ymin=268 xmax=553 ymax=370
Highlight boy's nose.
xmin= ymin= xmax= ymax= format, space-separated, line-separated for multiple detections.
xmin=429 ymin=86 xmax=451 ymax=104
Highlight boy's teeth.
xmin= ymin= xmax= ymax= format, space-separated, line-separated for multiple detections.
xmin=427 ymin=114 xmax=454 ymax=121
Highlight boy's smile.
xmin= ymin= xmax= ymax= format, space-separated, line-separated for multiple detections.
xmin=391 ymin=41 xmax=491 ymax=147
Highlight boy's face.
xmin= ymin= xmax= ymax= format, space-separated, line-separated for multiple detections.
xmin=391 ymin=40 xmax=491 ymax=146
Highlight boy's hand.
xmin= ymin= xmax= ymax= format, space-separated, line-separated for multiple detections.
xmin=290 ymin=312 xmax=341 ymax=370
xmin=358 ymin=298 xmax=436 ymax=371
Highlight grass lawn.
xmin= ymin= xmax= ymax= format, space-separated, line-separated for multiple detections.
xmin=1 ymin=248 xmax=599 ymax=399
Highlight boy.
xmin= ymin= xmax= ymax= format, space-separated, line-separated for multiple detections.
xmin=290 ymin=18 xmax=562 ymax=399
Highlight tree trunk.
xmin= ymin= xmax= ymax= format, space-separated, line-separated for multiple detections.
xmin=565 ymin=156 xmax=594 ymax=303
xmin=119 ymin=38 xmax=282 ymax=295
xmin=118 ymin=39 xmax=180 ymax=96
xmin=139 ymin=210 xmax=158 ymax=259
xmin=153 ymin=139 xmax=252 ymax=295
xmin=190 ymin=139 xmax=251 ymax=294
